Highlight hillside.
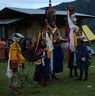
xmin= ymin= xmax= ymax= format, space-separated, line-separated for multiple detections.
xmin=54 ymin=0 xmax=95 ymax=15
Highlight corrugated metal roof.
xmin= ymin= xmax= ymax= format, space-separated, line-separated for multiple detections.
xmin=0 ymin=18 xmax=22 ymax=24
xmin=0 ymin=7 xmax=95 ymax=25
xmin=6 ymin=7 xmax=45 ymax=15
xmin=2 ymin=7 xmax=95 ymax=18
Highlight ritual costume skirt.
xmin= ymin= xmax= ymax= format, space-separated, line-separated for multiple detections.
xmin=33 ymin=58 xmax=50 ymax=82
xmin=52 ymin=46 xmax=63 ymax=73
xmin=44 ymin=56 xmax=50 ymax=81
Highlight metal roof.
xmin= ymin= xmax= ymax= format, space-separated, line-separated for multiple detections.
xmin=0 ymin=7 xmax=95 ymax=25
xmin=1 ymin=7 xmax=95 ymax=18
xmin=7 ymin=7 xmax=45 ymax=15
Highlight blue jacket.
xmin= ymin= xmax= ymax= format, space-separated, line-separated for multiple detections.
xmin=78 ymin=45 xmax=89 ymax=61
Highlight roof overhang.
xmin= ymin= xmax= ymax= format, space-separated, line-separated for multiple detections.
xmin=0 ymin=18 xmax=22 ymax=25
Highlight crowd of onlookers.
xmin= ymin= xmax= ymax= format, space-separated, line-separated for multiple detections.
xmin=0 ymin=38 xmax=36 ymax=63
xmin=21 ymin=39 xmax=37 ymax=64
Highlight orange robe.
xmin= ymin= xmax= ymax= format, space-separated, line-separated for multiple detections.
xmin=9 ymin=42 xmax=25 ymax=65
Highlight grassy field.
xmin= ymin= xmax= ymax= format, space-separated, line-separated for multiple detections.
xmin=0 ymin=57 xmax=95 ymax=96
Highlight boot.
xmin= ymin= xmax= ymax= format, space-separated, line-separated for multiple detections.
xmin=51 ymin=72 xmax=58 ymax=80
xmin=77 ymin=70 xmax=83 ymax=80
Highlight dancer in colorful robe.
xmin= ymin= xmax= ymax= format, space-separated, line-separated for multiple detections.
xmin=67 ymin=5 xmax=79 ymax=78
xmin=6 ymin=33 xmax=25 ymax=95
xmin=33 ymin=32 xmax=50 ymax=86
xmin=45 ymin=1 xmax=64 ymax=80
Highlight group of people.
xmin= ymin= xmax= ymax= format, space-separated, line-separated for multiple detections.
xmin=6 ymin=31 xmax=91 ymax=95
xmin=68 ymin=38 xmax=91 ymax=80
xmin=33 ymin=27 xmax=64 ymax=86
xmin=5 ymin=4 xmax=92 ymax=95
xmin=6 ymin=28 xmax=64 ymax=95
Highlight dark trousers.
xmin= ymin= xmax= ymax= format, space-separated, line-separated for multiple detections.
xmin=69 ymin=51 xmax=78 ymax=77
xmin=79 ymin=70 xmax=88 ymax=80
xmin=69 ymin=66 xmax=78 ymax=77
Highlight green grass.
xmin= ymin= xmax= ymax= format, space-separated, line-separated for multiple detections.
xmin=0 ymin=57 xmax=95 ymax=96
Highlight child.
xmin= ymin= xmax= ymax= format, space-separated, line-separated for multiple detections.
xmin=77 ymin=39 xmax=90 ymax=80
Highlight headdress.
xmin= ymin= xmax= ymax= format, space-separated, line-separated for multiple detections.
xmin=12 ymin=33 xmax=24 ymax=41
